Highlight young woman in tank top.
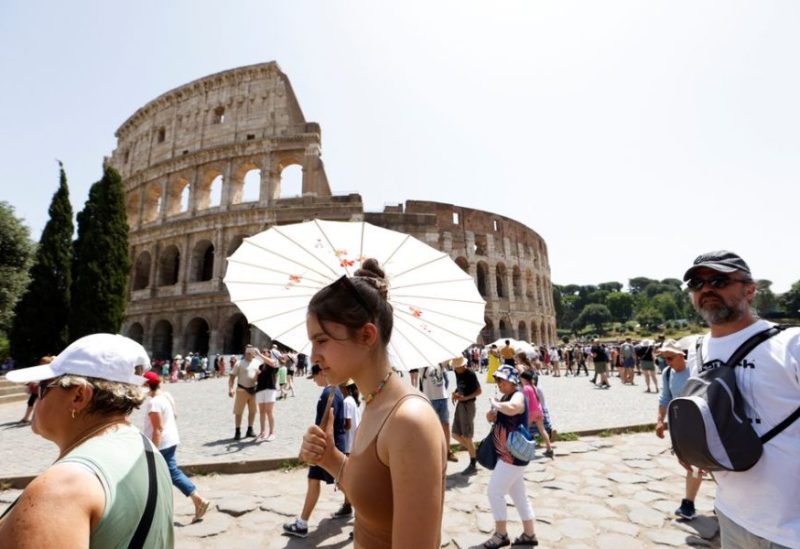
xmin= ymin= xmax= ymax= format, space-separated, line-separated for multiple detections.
xmin=298 ymin=258 xmax=447 ymax=548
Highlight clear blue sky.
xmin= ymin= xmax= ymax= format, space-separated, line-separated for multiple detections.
xmin=1 ymin=1 xmax=798 ymax=293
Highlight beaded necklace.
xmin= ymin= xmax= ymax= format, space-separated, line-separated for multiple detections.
xmin=364 ymin=370 xmax=393 ymax=405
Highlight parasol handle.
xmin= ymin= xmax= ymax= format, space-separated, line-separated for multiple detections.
xmin=319 ymin=386 xmax=335 ymax=429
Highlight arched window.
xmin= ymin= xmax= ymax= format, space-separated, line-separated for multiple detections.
xmin=495 ymin=263 xmax=508 ymax=298
xmin=518 ymin=321 xmax=528 ymax=342
xmin=476 ymin=261 xmax=489 ymax=298
xmin=241 ymin=169 xmax=260 ymax=202
xmin=454 ymin=256 xmax=469 ymax=274
xmin=512 ymin=266 xmax=522 ymax=298
xmin=126 ymin=323 xmax=144 ymax=345
xmin=191 ymin=240 xmax=215 ymax=282
xmin=481 ymin=318 xmax=495 ymax=344
xmin=279 ymin=164 xmax=303 ymax=198
xmin=152 ymin=320 xmax=173 ymax=361
xmin=126 ymin=194 xmax=139 ymax=226
xmin=132 ymin=252 xmax=151 ymax=290
xmin=525 ymin=269 xmax=534 ymax=299
xmin=223 ymin=313 xmax=250 ymax=354
xmin=185 ymin=317 xmax=210 ymax=356
xmin=209 ymin=175 xmax=223 ymax=208
xmin=158 ymin=246 xmax=180 ymax=286
xmin=143 ymin=183 xmax=162 ymax=223
xmin=167 ymin=177 xmax=190 ymax=216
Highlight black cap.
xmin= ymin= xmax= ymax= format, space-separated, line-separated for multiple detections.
xmin=683 ymin=250 xmax=751 ymax=281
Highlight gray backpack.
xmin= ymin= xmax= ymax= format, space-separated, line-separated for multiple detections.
xmin=668 ymin=325 xmax=800 ymax=471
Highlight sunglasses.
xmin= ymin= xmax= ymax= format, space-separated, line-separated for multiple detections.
xmin=38 ymin=378 xmax=62 ymax=400
xmin=686 ymin=275 xmax=751 ymax=291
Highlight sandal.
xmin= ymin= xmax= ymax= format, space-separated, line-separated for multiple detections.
xmin=482 ymin=532 xmax=510 ymax=548
xmin=192 ymin=499 xmax=210 ymax=523
xmin=511 ymin=532 xmax=538 ymax=546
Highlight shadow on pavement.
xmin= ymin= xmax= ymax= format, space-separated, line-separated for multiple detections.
xmin=445 ymin=470 xmax=473 ymax=490
xmin=278 ymin=517 xmax=352 ymax=548
xmin=0 ymin=421 xmax=30 ymax=430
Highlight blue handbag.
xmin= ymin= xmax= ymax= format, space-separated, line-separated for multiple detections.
xmin=506 ymin=392 xmax=537 ymax=462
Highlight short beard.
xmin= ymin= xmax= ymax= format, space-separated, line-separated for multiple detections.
xmin=693 ymin=293 xmax=752 ymax=325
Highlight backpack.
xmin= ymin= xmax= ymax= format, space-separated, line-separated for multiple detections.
xmin=621 ymin=343 xmax=634 ymax=359
xmin=668 ymin=325 xmax=800 ymax=471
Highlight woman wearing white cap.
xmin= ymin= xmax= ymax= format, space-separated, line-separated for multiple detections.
xmin=0 ymin=333 xmax=174 ymax=547
xmin=482 ymin=365 xmax=538 ymax=548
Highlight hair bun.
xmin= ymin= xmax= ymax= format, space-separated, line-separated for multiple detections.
xmin=354 ymin=258 xmax=389 ymax=299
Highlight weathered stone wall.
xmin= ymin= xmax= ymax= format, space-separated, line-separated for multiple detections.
xmin=114 ymin=62 xmax=556 ymax=360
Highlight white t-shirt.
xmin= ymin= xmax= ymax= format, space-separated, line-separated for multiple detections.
xmin=143 ymin=393 xmax=180 ymax=450
xmin=420 ymin=366 xmax=448 ymax=401
xmin=688 ymin=319 xmax=800 ymax=546
xmin=343 ymin=395 xmax=361 ymax=454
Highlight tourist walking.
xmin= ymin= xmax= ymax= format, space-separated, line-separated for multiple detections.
xmin=227 ymin=345 xmax=261 ymax=440
xmin=520 ymin=370 xmax=554 ymax=458
xmin=255 ymin=347 xmax=278 ymax=442
xmin=481 ymin=365 xmax=538 ymax=548
xmin=654 ymin=339 xmax=702 ymax=521
xmin=450 ymin=356 xmax=482 ymax=475
xmin=143 ymin=371 xmax=210 ymax=522
xmin=283 ymin=365 xmax=347 ymax=537
xmin=298 ymin=258 xmax=446 ymax=547
xmin=0 ymin=334 xmax=174 ymax=547
xmin=420 ymin=361 xmax=458 ymax=462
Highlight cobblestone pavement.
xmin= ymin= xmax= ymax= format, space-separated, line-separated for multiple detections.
xmin=0 ymin=370 xmax=664 ymax=478
xmin=0 ymin=431 xmax=721 ymax=548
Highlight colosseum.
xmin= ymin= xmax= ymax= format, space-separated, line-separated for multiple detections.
xmin=109 ymin=62 xmax=557 ymax=360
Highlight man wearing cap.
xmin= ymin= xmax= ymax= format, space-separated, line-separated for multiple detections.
xmin=450 ymin=356 xmax=482 ymax=475
xmin=655 ymin=339 xmax=703 ymax=520
xmin=682 ymin=250 xmax=800 ymax=547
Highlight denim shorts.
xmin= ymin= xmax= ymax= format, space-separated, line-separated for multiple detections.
xmin=430 ymin=398 xmax=450 ymax=423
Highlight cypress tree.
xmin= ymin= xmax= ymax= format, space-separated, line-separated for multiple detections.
xmin=68 ymin=164 xmax=131 ymax=340
xmin=10 ymin=163 xmax=74 ymax=365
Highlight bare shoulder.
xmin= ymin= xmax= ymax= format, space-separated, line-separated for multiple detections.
xmin=27 ymin=462 xmax=105 ymax=507
xmin=383 ymin=395 xmax=445 ymax=452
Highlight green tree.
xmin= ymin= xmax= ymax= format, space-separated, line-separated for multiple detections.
xmin=754 ymin=279 xmax=778 ymax=316
xmin=629 ymin=277 xmax=658 ymax=295
xmin=598 ymin=281 xmax=623 ymax=292
xmin=652 ymin=292 xmax=680 ymax=320
xmin=779 ymin=280 xmax=800 ymax=319
xmin=575 ymin=303 xmax=612 ymax=334
xmin=606 ymin=291 xmax=635 ymax=323
xmin=69 ymin=165 xmax=130 ymax=340
xmin=10 ymin=164 xmax=73 ymax=365
xmin=0 ymin=202 xmax=34 ymax=343
xmin=635 ymin=306 xmax=665 ymax=330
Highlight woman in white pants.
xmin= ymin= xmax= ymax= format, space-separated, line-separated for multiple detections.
xmin=482 ymin=365 xmax=537 ymax=548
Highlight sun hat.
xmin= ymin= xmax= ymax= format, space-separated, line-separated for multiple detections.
xmin=493 ymin=365 xmax=520 ymax=385
xmin=683 ymin=250 xmax=751 ymax=281
xmin=656 ymin=339 xmax=684 ymax=355
xmin=6 ymin=333 xmax=149 ymax=386
xmin=450 ymin=356 xmax=467 ymax=368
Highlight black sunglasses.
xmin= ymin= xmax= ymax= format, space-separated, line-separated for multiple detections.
xmin=686 ymin=275 xmax=751 ymax=291
xmin=38 ymin=378 xmax=61 ymax=400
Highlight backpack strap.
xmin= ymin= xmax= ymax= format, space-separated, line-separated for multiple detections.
xmin=128 ymin=433 xmax=158 ymax=549
xmin=695 ymin=336 xmax=704 ymax=370
xmin=761 ymin=405 xmax=800 ymax=444
xmin=724 ymin=325 xmax=786 ymax=369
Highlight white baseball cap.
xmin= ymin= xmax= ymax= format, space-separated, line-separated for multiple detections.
xmin=6 ymin=333 xmax=149 ymax=385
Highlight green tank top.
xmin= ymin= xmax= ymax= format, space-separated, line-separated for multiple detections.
xmin=60 ymin=424 xmax=174 ymax=548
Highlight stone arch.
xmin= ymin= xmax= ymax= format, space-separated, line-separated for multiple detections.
xmin=142 ymin=182 xmax=162 ymax=223
xmin=231 ymin=162 xmax=261 ymax=204
xmin=476 ymin=261 xmax=489 ymax=297
xmin=499 ymin=317 xmax=513 ymax=339
xmin=227 ymin=234 xmax=248 ymax=256
xmin=126 ymin=193 xmax=140 ymax=226
xmin=126 ymin=322 xmax=144 ymax=345
xmin=152 ymin=319 xmax=173 ymax=361
xmin=158 ymin=245 xmax=180 ymax=286
xmin=495 ymin=262 xmax=508 ymax=298
xmin=481 ymin=317 xmax=495 ymax=344
xmin=278 ymin=164 xmax=303 ymax=198
xmin=185 ymin=317 xmax=210 ymax=356
xmin=454 ymin=256 xmax=469 ymax=274
xmin=518 ymin=321 xmax=528 ymax=342
xmin=223 ymin=313 xmax=250 ymax=354
xmin=512 ymin=265 xmax=522 ymax=298
xmin=132 ymin=251 xmax=152 ymax=290
xmin=190 ymin=240 xmax=215 ymax=282
xmin=525 ymin=268 xmax=534 ymax=300
xmin=166 ymin=176 xmax=190 ymax=216
xmin=531 ymin=319 xmax=541 ymax=344
xmin=196 ymin=168 xmax=224 ymax=210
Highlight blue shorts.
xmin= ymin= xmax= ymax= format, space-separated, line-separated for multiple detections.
xmin=430 ymin=398 xmax=450 ymax=423
xmin=622 ymin=357 xmax=635 ymax=368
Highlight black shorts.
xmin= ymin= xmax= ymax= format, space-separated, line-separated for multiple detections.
xmin=308 ymin=464 xmax=334 ymax=484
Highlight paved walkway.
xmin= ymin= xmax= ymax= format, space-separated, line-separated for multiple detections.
xmin=0 ymin=370 xmax=663 ymax=478
xmin=0 ymin=431 xmax=721 ymax=548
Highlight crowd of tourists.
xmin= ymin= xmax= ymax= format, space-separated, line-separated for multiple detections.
xmin=1 ymin=250 xmax=798 ymax=548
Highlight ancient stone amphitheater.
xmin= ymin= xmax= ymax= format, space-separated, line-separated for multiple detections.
xmin=110 ymin=62 xmax=556 ymax=360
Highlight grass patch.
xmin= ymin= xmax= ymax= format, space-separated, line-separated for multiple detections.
xmin=554 ymin=431 xmax=580 ymax=442
xmin=280 ymin=459 xmax=303 ymax=472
